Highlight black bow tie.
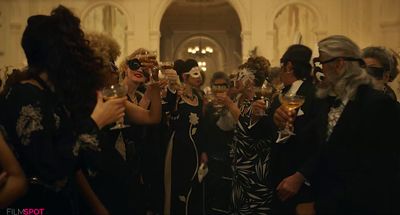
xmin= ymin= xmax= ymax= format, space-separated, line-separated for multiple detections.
xmin=327 ymin=96 xmax=342 ymax=108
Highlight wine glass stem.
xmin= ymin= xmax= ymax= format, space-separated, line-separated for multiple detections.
xmin=117 ymin=117 xmax=124 ymax=127
xmin=285 ymin=108 xmax=295 ymax=133
xmin=285 ymin=121 xmax=290 ymax=131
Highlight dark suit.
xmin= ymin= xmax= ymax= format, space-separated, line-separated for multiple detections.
xmin=312 ymin=85 xmax=400 ymax=215
xmin=250 ymin=80 xmax=323 ymax=214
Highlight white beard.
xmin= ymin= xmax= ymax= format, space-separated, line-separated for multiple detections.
xmin=316 ymin=84 xmax=332 ymax=98
xmin=315 ymin=66 xmax=340 ymax=99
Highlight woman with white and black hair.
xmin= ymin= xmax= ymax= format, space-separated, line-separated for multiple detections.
xmin=217 ymin=56 xmax=272 ymax=214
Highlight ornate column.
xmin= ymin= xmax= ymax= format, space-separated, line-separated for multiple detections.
xmin=241 ymin=30 xmax=251 ymax=62
xmin=149 ymin=30 xmax=161 ymax=57
xmin=9 ymin=21 xmax=23 ymax=66
xmin=0 ymin=11 xmax=4 ymax=60
xmin=125 ymin=30 xmax=135 ymax=56
xmin=265 ymin=30 xmax=276 ymax=64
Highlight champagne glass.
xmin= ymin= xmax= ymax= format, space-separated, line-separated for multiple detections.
xmin=159 ymin=61 xmax=174 ymax=82
xmin=168 ymin=76 xmax=182 ymax=92
xmin=211 ymin=84 xmax=228 ymax=115
xmin=253 ymin=81 xmax=274 ymax=116
xmin=159 ymin=61 xmax=174 ymax=70
xmin=203 ymin=86 xmax=214 ymax=103
xmin=102 ymin=83 xmax=130 ymax=130
xmin=138 ymin=51 xmax=158 ymax=84
xmin=277 ymin=93 xmax=305 ymax=138
xmin=160 ymin=64 xmax=181 ymax=91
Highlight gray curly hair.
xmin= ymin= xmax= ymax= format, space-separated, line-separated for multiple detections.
xmin=85 ymin=32 xmax=121 ymax=63
xmin=317 ymin=35 xmax=374 ymax=100
xmin=362 ymin=46 xmax=399 ymax=82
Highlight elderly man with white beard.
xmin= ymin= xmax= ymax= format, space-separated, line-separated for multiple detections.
xmin=274 ymin=35 xmax=400 ymax=214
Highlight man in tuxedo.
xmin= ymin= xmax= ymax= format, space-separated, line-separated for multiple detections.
xmin=276 ymin=35 xmax=400 ymax=214
xmin=251 ymin=44 xmax=323 ymax=214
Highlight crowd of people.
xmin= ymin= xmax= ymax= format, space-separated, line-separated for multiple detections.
xmin=0 ymin=5 xmax=400 ymax=215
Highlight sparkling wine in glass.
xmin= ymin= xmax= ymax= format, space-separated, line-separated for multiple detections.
xmin=139 ymin=51 xmax=159 ymax=83
xmin=253 ymin=82 xmax=274 ymax=116
xmin=159 ymin=61 xmax=174 ymax=82
xmin=211 ymin=84 xmax=228 ymax=115
xmin=277 ymin=93 xmax=305 ymax=138
xmin=203 ymin=87 xmax=214 ymax=103
xmin=102 ymin=83 xmax=130 ymax=130
xmin=159 ymin=61 xmax=174 ymax=70
xmin=167 ymin=74 xmax=182 ymax=91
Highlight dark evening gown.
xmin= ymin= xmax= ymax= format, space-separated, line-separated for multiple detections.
xmin=203 ymin=104 xmax=234 ymax=214
xmin=78 ymin=92 xmax=144 ymax=214
xmin=231 ymin=100 xmax=272 ymax=215
xmin=0 ymin=79 xmax=99 ymax=215
xmin=164 ymin=89 xmax=205 ymax=215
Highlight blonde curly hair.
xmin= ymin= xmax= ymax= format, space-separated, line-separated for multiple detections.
xmin=85 ymin=32 xmax=121 ymax=64
xmin=119 ymin=48 xmax=151 ymax=78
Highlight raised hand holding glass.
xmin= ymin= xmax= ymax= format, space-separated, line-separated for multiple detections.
xmin=277 ymin=92 xmax=305 ymax=141
xmin=102 ymin=83 xmax=130 ymax=130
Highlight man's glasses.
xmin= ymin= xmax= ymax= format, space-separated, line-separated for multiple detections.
xmin=313 ymin=56 xmax=366 ymax=67
xmin=212 ymin=83 xmax=229 ymax=88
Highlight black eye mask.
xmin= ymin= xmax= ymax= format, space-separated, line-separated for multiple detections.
xmin=127 ymin=58 xmax=141 ymax=71
xmin=366 ymin=67 xmax=386 ymax=80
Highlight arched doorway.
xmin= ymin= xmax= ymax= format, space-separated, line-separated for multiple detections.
xmin=81 ymin=2 xmax=129 ymax=64
xmin=268 ymin=1 xmax=324 ymax=64
xmin=159 ymin=0 xmax=242 ymax=86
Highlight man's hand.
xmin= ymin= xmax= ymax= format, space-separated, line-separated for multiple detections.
xmin=0 ymin=172 xmax=8 ymax=188
xmin=273 ymin=105 xmax=295 ymax=130
xmin=251 ymin=99 xmax=267 ymax=117
xmin=276 ymin=172 xmax=305 ymax=201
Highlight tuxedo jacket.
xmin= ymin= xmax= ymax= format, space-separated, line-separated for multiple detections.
xmin=250 ymin=80 xmax=324 ymax=204
xmin=312 ymin=85 xmax=400 ymax=215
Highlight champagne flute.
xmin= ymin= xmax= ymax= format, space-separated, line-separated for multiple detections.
xmin=277 ymin=93 xmax=305 ymax=138
xmin=102 ymin=83 xmax=130 ymax=130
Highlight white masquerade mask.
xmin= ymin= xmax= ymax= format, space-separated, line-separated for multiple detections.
xmin=184 ymin=67 xmax=202 ymax=78
xmin=236 ymin=68 xmax=255 ymax=85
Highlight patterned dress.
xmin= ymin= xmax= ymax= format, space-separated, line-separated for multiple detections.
xmin=231 ymin=100 xmax=272 ymax=215
xmin=164 ymin=90 xmax=205 ymax=215
xmin=0 ymin=79 xmax=99 ymax=214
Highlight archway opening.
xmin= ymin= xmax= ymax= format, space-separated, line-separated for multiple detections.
xmin=273 ymin=4 xmax=318 ymax=63
xmin=81 ymin=4 xmax=128 ymax=63
xmin=160 ymin=0 xmax=242 ymax=86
